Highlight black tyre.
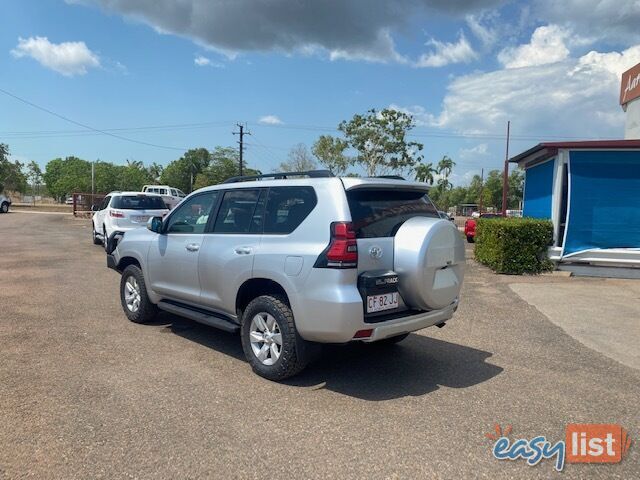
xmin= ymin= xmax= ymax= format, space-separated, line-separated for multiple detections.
xmin=466 ymin=235 xmax=474 ymax=243
xmin=0 ymin=202 xmax=8 ymax=213
xmin=241 ymin=295 xmax=309 ymax=381
xmin=119 ymin=265 xmax=158 ymax=324
xmin=92 ymin=224 xmax=101 ymax=245
xmin=375 ymin=333 xmax=410 ymax=345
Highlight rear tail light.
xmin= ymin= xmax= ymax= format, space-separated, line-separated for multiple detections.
xmin=314 ymin=221 xmax=358 ymax=269
xmin=110 ymin=210 xmax=125 ymax=218
xmin=353 ymin=329 xmax=373 ymax=339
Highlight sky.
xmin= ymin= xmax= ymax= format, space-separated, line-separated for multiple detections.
xmin=2 ymin=0 xmax=640 ymax=185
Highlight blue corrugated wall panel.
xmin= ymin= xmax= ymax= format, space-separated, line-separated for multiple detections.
xmin=564 ymin=150 xmax=640 ymax=255
xmin=523 ymin=159 xmax=555 ymax=219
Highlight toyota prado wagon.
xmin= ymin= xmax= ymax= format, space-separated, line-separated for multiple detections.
xmin=106 ymin=171 xmax=465 ymax=380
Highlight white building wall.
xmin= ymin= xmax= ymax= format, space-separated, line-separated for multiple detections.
xmin=625 ymin=97 xmax=640 ymax=139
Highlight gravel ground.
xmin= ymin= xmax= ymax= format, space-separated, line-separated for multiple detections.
xmin=0 ymin=212 xmax=638 ymax=479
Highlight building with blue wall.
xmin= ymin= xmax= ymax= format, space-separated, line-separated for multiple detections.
xmin=510 ymin=140 xmax=640 ymax=276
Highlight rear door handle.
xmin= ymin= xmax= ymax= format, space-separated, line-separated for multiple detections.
xmin=234 ymin=246 xmax=253 ymax=255
xmin=185 ymin=243 xmax=200 ymax=252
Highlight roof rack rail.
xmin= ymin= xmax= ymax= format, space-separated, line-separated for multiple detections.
xmin=223 ymin=169 xmax=335 ymax=184
xmin=376 ymin=175 xmax=406 ymax=180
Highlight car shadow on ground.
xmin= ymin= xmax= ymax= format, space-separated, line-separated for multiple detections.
xmin=157 ymin=313 xmax=503 ymax=401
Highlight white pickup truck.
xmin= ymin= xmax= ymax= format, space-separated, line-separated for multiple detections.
xmin=141 ymin=185 xmax=186 ymax=210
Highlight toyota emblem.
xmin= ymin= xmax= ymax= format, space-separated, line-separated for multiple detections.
xmin=369 ymin=246 xmax=383 ymax=259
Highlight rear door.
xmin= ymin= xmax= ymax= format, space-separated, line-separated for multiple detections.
xmin=146 ymin=191 xmax=219 ymax=304
xmin=346 ymin=187 xmax=439 ymax=316
xmin=198 ymin=188 xmax=265 ymax=315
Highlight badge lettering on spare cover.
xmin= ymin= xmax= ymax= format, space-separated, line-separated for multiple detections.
xmin=375 ymin=276 xmax=398 ymax=286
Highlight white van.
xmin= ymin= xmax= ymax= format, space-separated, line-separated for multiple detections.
xmin=141 ymin=185 xmax=186 ymax=210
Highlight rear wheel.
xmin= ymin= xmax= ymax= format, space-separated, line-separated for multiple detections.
xmin=120 ymin=265 xmax=158 ymax=324
xmin=466 ymin=235 xmax=474 ymax=243
xmin=92 ymin=223 xmax=101 ymax=245
xmin=241 ymin=295 xmax=309 ymax=381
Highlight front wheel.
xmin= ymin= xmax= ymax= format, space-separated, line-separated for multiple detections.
xmin=466 ymin=235 xmax=474 ymax=243
xmin=0 ymin=202 xmax=8 ymax=213
xmin=120 ymin=265 xmax=158 ymax=324
xmin=241 ymin=295 xmax=309 ymax=381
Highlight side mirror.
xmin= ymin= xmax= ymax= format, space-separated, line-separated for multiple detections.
xmin=147 ymin=216 xmax=164 ymax=233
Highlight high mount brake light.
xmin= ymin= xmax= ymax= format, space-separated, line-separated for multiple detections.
xmin=314 ymin=221 xmax=358 ymax=269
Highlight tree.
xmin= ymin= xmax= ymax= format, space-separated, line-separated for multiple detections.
xmin=311 ymin=135 xmax=349 ymax=175
xmin=118 ymin=160 xmax=152 ymax=191
xmin=338 ymin=108 xmax=423 ymax=176
xmin=415 ymin=162 xmax=436 ymax=184
xmin=43 ymin=156 xmax=91 ymax=200
xmin=147 ymin=162 xmax=163 ymax=183
xmin=279 ymin=144 xmax=317 ymax=172
xmin=508 ymin=169 xmax=524 ymax=209
xmin=0 ymin=143 xmax=28 ymax=193
xmin=193 ymin=147 xmax=259 ymax=189
xmin=26 ymin=161 xmax=43 ymax=199
xmin=483 ymin=170 xmax=503 ymax=209
xmin=161 ymin=148 xmax=212 ymax=193
xmin=436 ymin=155 xmax=455 ymax=191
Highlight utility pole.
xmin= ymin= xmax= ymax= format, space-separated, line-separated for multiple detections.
xmin=479 ymin=167 xmax=484 ymax=213
xmin=501 ymin=121 xmax=510 ymax=215
xmin=91 ymin=160 xmax=95 ymax=195
xmin=233 ymin=123 xmax=251 ymax=176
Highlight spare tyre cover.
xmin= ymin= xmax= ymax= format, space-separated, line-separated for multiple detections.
xmin=394 ymin=217 xmax=465 ymax=310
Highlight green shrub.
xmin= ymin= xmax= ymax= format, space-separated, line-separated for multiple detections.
xmin=474 ymin=217 xmax=554 ymax=274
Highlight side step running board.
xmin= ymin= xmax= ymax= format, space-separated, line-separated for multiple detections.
xmin=157 ymin=301 xmax=240 ymax=333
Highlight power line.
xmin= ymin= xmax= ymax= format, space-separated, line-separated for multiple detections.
xmin=0 ymin=87 xmax=189 ymax=151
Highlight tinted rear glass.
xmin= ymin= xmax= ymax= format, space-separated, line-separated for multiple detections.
xmin=111 ymin=195 xmax=166 ymax=210
xmin=347 ymin=189 xmax=438 ymax=238
xmin=264 ymin=186 xmax=316 ymax=234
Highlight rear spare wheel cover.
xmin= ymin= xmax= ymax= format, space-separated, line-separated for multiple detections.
xmin=394 ymin=217 xmax=465 ymax=310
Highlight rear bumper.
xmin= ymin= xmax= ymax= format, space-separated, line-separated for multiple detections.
xmin=363 ymin=300 xmax=457 ymax=342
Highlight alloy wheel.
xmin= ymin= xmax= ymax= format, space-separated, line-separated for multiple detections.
xmin=124 ymin=276 xmax=141 ymax=313
xmin=249 ymin=312 xmax=282 ymax=366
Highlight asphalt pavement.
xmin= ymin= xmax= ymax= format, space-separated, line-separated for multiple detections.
xmin=1 ymin=212 xmax=638 ymax=479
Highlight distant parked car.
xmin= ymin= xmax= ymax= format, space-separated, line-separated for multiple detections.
xmin=141 ymin=185 xmax=186 ymax=210
xmin=92 ymin=192 xmax=169 ymax=248
xmin=65 ymin=196 xmax=74 ymax=205
xmin=464 ymin=213 xmax=503 ymax=243
xmin=0 ymin=194 xmax=11 ymax=213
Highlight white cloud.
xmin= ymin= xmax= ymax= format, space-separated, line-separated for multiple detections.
xmin=258 ymin=115 xmax=283 ymax=125
xmin=459 ymin=143 xmax=489 ymax=158
xmin=465 ymin=13 xmax=498 ymax=49
xmin=194 ymin=55 xmax=224 ymax=68
xmin=10 ymin=36 xmax=100 ymax=76
xmin=497 ymin=25 xmax=573 ymax=69
xmin=416 ymin=33 xmax=478 ymax=67
xmin=424 ymin=43 xmax=640 ymax=137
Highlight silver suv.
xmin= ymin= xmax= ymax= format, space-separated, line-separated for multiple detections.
xmin=106 ymin=171 xmax=465 ymax=380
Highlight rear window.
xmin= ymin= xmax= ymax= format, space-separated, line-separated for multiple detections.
xmin=347 ymin=189 xmax=438 ymax=238
xmin=264 ymin=186 xmax=316 ymax=234
xmin=111 ymin=195 xmax=167 ymax=210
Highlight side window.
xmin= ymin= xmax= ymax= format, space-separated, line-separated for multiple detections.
xmin=171 ymin=189 xmax=178 ymax=196
xmin=101 ymin=196 xmax=111 ymax=210
xmin=165 ymin=192 xmax=218 ymax=234
xmin=213 ymin=189 xmax=262 ymax=234
xmin=263 ymin=187 xmax=317 ymax=234
xmin=178 ymin=190 xmax=186 ymax=197
xmin=160 ymin=189 xmax=167 ymax=195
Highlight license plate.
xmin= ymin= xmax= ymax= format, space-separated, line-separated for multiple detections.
xmin=132 ymin=215 xmax=150 ymax=223
xmin=367 ymin=292 xmax=399 ymax=313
